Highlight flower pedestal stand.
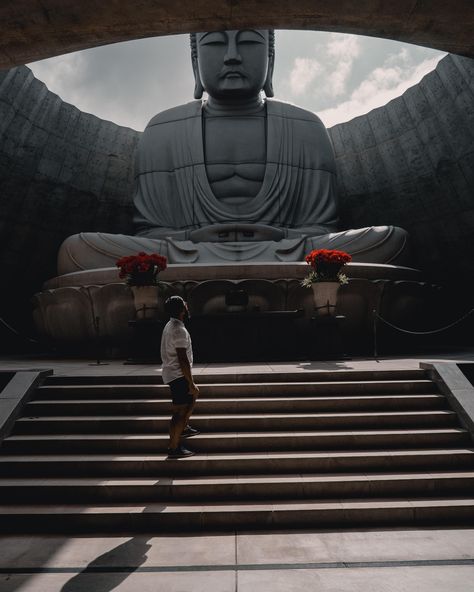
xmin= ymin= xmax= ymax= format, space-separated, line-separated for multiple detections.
xmin=127 ymin=285 xmax=164 ymax=363
xmin=311 ymin=282 xmax=340 ymax=316
xmin=307 ymin=314 xmax=348 ymax=360
xmin=131 ymin=285 xmax=159 ymax=320
xmin=308 ymin=282 xmax=346 ymax=359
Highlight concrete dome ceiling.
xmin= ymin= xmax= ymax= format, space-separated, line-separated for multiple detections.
xmin=1 ymin=0 xmax=473 ymax=69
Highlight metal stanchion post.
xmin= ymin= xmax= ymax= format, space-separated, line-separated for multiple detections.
xmin=373 ymin=308 xmax=378 ymax=359
xmin=89 ymin=315 xmax=109 ymax=366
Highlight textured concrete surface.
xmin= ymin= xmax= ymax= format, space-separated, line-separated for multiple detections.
xmin=0 ymin=65 xmax=138 ymax=338
xmin=424 ymin=362 xmax=474 ymax=437
xmin=332 ymin=54 xmax=474 ymax=282
xmin=1 ymin=529 xmax=474 ymax=591
xmin=1 ymin=349 xmax=474 ymax=376
xmin=0 ymin=370 xmax=51 ymax=440
xmin=0 ymin=1 xmax=473 ymax=68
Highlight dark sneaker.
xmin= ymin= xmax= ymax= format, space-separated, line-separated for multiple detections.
xmin=182 ymin=425 xmax=200 ymax=437
xmin=167 ymin=445 xmax=195 ymax=459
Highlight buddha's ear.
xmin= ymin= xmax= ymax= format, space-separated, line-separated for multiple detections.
xmin=190 ymin=33 xmax=204 ymax=99
xmin=192 ymin=59 xmax=204 ymax=100
xmin=263 ymin=54 xmax=275 ymax=98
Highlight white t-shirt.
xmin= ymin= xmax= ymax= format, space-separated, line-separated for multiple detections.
xmin=160 ymin=318 xmax=193 ymax=384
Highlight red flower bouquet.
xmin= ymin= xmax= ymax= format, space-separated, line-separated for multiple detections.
xmin=116 ymin=252 xmax=167 ymax=286
xmin=302 ymin=249 xmax=352 ymax=287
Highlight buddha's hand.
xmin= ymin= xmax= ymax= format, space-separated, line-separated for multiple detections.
xmin=189 ymin=224 xmax=285 ymax=243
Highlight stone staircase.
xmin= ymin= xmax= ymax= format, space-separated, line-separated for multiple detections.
xmin=0 ymin=369 xmax=473 ymax=532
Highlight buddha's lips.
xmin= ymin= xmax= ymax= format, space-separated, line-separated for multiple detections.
xmin=220 ymin=70 xmax=245 ymax=79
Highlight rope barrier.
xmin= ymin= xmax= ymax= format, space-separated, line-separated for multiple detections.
xmin=0 ymin=316 xmax=39 ymax=344
xmin=374 ymin=308 xmax=474 ymax=335
xmin=372 ymin=306 xmax=474 ymax=358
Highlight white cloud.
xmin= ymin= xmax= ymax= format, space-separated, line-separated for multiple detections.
xmin=28 ymin=36 xmax=194 ymax=131
xmin=289 ymin=57 xmax=321 ymax=96
xmin=30 ymin=52 xmax=138 ymax=127
xmin=318 ymin=54 xmax=445 ymax=127
xmin=385 ymin=47 xmax=410 ymax=66
xmin=288 ymin=34 xmax=361 ymax=100
xmin=30 ymin=53 xmax=85 ymax=102
xmin=327 ymin=34 xmax=361 ymax=60
xmin=28 ymin=31 xmax=446 ymax=129
xmin=328 ymin=60 xmax=353 ymax=96
xmin=326 ymin=34 xmax=361 ymax=96
xmin=280 ymin=33 xmax=443 ymax=122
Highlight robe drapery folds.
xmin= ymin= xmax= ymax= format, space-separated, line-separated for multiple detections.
xmin=132 ymin=100 xmax=339 ymax=262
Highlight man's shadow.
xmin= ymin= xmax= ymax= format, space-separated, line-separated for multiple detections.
xmin=60 ymin=536 xmax=153 ymax=592
xmin=60 ymin=492 xmax=169 ymax=592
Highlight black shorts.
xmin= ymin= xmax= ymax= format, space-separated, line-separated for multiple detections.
xmin=168 ymin=376 xmax=194 ymax=406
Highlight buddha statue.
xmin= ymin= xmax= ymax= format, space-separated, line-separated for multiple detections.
xmin=57 ymin=29 xmax=408 ymax=274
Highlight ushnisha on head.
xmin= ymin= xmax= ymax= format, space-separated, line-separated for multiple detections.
xmin=165 ymin=295 xmax=189 ymax=320
xmin=190 ymin=29 xmax=275 ymax=100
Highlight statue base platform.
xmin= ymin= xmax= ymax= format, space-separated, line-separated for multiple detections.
xmin=32 ymin=262 xmax=446 ymax=360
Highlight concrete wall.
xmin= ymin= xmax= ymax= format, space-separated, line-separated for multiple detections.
xmin=0 ymin=67 xmax=138 ymax=338
xmin=0 ymin=54 xmax=473 ymax=339
xmin=330 ymin=54 xmax=474 ymax=282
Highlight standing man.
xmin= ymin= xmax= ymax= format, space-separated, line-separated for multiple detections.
xmin=160 ymin=295 xmax=200 ymax=458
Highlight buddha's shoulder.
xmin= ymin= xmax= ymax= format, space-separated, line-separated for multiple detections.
xmin=146 ymin=101 xmax=202 ymax=128
xmin=267 ymin=100 xmax=325 ymax=127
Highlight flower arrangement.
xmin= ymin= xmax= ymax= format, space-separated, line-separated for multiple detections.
xmin=116 ymin=252 xmax=167 ymax=286
xmin=302 ymin=249 xmax=352 ymax=287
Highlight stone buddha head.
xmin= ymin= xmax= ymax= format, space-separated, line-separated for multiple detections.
xmin=190 ymin=29 xmax=275 ymax=100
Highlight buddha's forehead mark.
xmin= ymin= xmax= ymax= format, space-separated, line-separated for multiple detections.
xmin=198 ymin=30 xmax=266 ymax=44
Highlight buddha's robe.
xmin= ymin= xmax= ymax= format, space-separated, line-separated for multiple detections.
xmin=57 ymin=100 xmax=408 ymax=274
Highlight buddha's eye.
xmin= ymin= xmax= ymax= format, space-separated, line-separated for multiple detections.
xmin=238 ymin=40 xmax=262 ymax=45
xmin=237 ymin=31 xmax=265 ymax=45
xmin=199 ymin=32 xmax=226 ymax=46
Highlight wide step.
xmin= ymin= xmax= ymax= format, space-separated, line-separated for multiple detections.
xmin=1 ymin=498 xmax=473 ymax=533
xmin=1 ymin=472 xmax=474 ymax=503
xmin=34 ymin=379 xmax=436 ymax=399
xmin=25 ymin=394 xmax=448 ymax=415
xmin=2 ymin=448 xmax=473 ymax=477
xmin=14 ymin=410 xmax=458 ymax=434
xmin=3 ymin=428 xmax=470 ymax=453
xmin=2 ymin=368 xmax=473 ymax=532
xmin=43 ymin=369 xmax=428 ymax=386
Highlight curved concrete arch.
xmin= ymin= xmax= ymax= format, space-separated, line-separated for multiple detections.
xmin=0 ymin=1 xmax=473 ymax=69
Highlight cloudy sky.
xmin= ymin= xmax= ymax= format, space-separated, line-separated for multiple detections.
xmin=28 ymin=30 xmax=445 ymax=131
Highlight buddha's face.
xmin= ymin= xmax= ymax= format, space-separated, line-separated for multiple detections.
xmin=196 ymin=30 xmax=269 ymax=100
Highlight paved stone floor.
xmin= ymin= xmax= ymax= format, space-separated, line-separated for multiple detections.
xmin=1 ymin=350 xmax=474 ymax=590
xmin=1 ymin=348 xmax=474 ymax=376
xmin=1 ymin=528 xmax=474 ymax=591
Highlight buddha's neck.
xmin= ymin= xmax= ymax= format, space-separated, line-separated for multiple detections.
xmin=204 ymin=95 xmax=265 ymax=116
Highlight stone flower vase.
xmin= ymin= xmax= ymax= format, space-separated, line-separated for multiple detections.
xmin=131 ymin=285 xmax=159 ymax=320
xmin=311 ymin=282 xmax=340 ymax=315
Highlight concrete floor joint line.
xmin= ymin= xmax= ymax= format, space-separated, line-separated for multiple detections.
xmin=2 ymin=558 xmax=474 ymax=574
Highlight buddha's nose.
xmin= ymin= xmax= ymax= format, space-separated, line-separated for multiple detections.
xmin=224 ymin=38 xmax=242 ymax=64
